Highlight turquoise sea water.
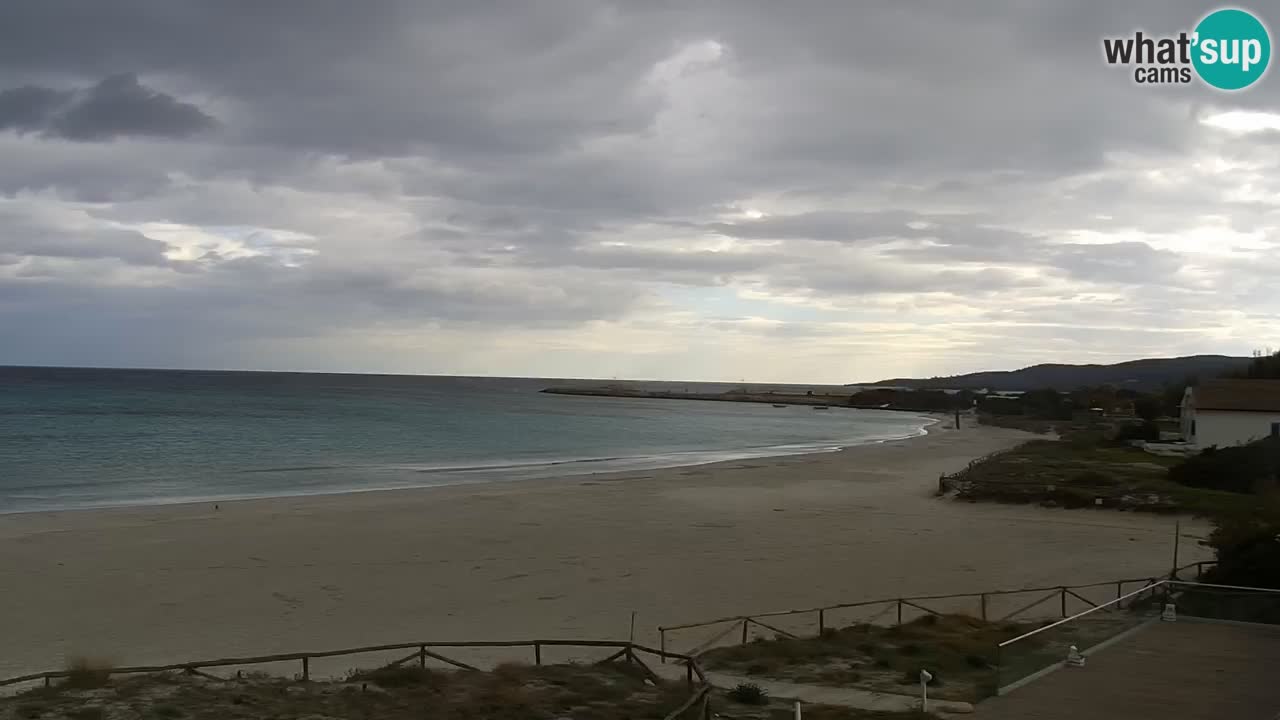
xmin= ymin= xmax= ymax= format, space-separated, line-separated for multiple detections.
xmin=0 ymin=367 xmax=934 ymax=513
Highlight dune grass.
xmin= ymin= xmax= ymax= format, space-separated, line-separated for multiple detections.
xmin=702 ymin=614 xmax=1041 ymax=701
xmin=1 ymin=661 xmax=935 ymax=720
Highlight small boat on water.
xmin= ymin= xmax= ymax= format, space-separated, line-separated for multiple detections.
xmin=812 ymin=405 xmax=830 ymax=410
xmin=772 ymin=403 xmax=788 ymax=408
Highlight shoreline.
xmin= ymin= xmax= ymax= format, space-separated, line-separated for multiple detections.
xmin=0 ymin=420 xmax=1208 ymax=679
xmin=0 ymin=413 xmax=942 ymax=519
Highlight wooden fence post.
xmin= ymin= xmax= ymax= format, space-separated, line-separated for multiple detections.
xmin=980 ymin=593 xmax=987 ymax=621
xmin=419 ymin=645 xmax=427 ymax=669
xmin=1060 ymin=588 xmax=1067 ymax=618
xmin=896 ymin=599 xmax=903 ymax=626
xmin=818 ymin=609 xmax=825 ymax=635
xmin=660 ymin=630 xmax=666 ymax=664
xmin=686 ymin=662 xmax=693 ymax=688
xmin=301 ymin=656 xmax=309 ymax=681
xmin=741 ymin=619 xmax=749 ymax=645
xmin=534 ymin=643 xmax=542 ymax=665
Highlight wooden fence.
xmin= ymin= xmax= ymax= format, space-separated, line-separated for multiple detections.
xmin=0 ymin=639 xmax=712 ymax=720
xmin=658 ymin=561 xmax=1218 ymax=659
xmin=936 ymin=440 xmax=1033 ymax=493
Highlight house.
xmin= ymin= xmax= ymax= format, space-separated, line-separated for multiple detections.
xmin=1181 ymin=379 xmax=1280 ymax=448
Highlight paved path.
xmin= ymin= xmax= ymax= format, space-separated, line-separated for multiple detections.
xmin=975 ymin=621 xmax=1280 ymax=719
xmin=650 ymin=662 xmax=975 ymax=714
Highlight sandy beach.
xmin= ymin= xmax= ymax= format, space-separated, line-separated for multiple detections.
xmin=0 ymin=420 xmax=1208 ymax=679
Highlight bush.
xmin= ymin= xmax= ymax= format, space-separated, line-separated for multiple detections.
xmin=1113 ymin=421 xmax=1160 ymax=444
xmin=1206 ymin=499 xmax=1280 ymax=589
xmin=346 ymin=665 xmax=440 ymax=688
xmin=727 ymin=682 xmax=769 ymax=705
xmin=1169 ymin=438 xmax=1279 ymax=493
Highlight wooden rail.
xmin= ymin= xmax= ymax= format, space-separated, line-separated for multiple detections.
xmin=658 ymin=563 xmax=1214 ymax=657
xmin=0 ymin=637 xmax=711 ymax=719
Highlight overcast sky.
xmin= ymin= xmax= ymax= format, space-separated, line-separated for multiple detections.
xmin=1 ymin=2 xmax=1278 ymax=383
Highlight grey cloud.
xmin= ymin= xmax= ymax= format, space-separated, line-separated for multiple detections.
xmin=0 ymin=211 xmax=172 ymax=266
xmin=1045 ymin=241 xmax=1184 ymax=285
xmin=0 ymin=74 xmax=215 ymax=141
xmin=0 ymin=1 xmax=1278 ymax=376
xmin=0 ymin=85 xmax=66 ymax=132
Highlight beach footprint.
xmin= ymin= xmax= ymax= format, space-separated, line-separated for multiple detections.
xmin=271 ymin=591 xmax=304 ymax=611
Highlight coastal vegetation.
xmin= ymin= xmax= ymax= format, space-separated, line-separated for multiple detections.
xmin=0 ymin=662 xmax=933 ymax=720
xmin=954 ymin=350 xmax=1280 ymax=516
xmin=701 ymin=614 xmax=1034 ymax=701
xmin=939 ymin=435 xmax=1255 ymax=515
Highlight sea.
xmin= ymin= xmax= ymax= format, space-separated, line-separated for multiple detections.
xmin=0 ymin=367 xmax=935 ymax=514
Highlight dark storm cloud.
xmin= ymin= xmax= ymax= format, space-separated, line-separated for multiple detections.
xmin=0 ymin=85 xmax=65 ymax=132
xmin=0 ymin=74 xmax=216 ymax=141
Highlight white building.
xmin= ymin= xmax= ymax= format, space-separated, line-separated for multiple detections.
xmin=1181 ymin=379 xmax=1280 ymax=448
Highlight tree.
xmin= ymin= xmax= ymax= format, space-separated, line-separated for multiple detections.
xmin=1234 ymin=348 xmax=1280 ymax=379
xmin=1133 ymin=395 xmax=1161 ymax=422
xmin=1206 ymin=496 xmax=1280 ymax=589
xmin=1168 ymin=437 xmax=1280 ymax=494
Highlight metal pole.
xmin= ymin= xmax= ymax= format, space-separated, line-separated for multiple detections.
xmin=818 ymin=609 xmax=825 ymax=635
xmin=301 ymin=656 xmax=309 ymax=681
xmin=419 ymin=645 xmax=426 ymax=669
xmin=897 ymin=600 xmax=903 ymax=626
xmin=534 ymin=644 xmax=542 ymax=665
xmin=980 ymin=593 xmax=987 ymax=621
xmin=741 ymin=619 xmax=749 ymax=644
xmin=630 ymin=611 xmax=637 ymax=644
xmin=1171 ymin=519 xmax=1181 ymax=579
xmin=660 ymin=629 xmax=666 ymax=664
xmin=1060 ymin=588 xmax=1067 ymax=618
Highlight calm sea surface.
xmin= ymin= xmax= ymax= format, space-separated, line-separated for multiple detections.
xmin=0 ymin=367 xmax=934 ymax=513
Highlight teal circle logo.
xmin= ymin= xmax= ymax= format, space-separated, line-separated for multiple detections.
xmin=1192 ymin=8 xmax=1271 ymax=90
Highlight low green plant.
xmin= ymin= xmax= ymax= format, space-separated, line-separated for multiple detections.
xmin=727 ymin=682 xmax=769 ymax=705
xmin=346 ymin=665 xmax=440 ymax=688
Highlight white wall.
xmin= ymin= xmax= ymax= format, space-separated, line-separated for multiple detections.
xmin=1193 ymin=411 xmax=1280 ymax=448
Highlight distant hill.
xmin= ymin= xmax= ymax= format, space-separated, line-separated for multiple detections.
xmin=862 ymin=355 xmax=1252 ymax=392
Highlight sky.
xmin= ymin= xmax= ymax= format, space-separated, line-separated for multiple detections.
xmin=1 ymin=1 xmax=1278 ymax=384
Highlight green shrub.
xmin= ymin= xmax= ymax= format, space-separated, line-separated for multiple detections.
xmin=346 ymin=665 xmax=440 ymax=688
xmin=727 ymin=682 xmax=769 ymax=705
xmin=1169 ymin=437 xmax=1279 ymax=494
